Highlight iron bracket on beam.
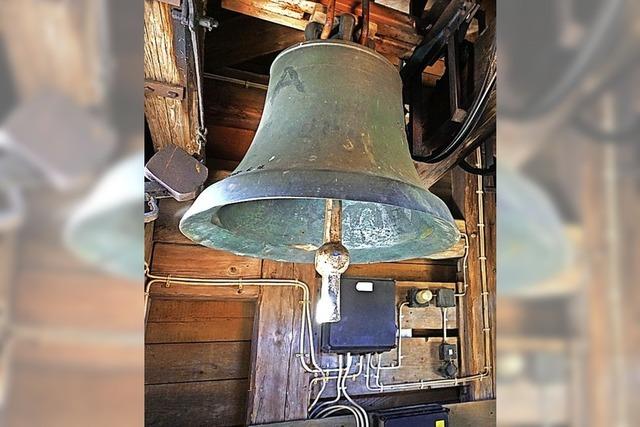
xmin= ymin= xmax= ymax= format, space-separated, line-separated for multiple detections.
xmin=171 ymin=0 xmax=218 ymax=32
xmin=144 ymin=80 xmax=185 ymax=100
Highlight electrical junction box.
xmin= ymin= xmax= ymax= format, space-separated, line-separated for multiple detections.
xmin=439 ymin=343 xmax=457 ymax=361
xmin=436 ymin=288 xmax=456 ymax=308
xmin=321 ymin=278 xmax=397 ymax=354
xmin=373 ymin=404 xmax=449 ymax=427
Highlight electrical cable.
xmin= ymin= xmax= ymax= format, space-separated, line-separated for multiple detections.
xmin=342 ymin=354 xmax=369 ymax=427
xmin=459 ymin=156 xmax=496 ymax=176
xmin=412 ymin=45 xmax=496 ymax=164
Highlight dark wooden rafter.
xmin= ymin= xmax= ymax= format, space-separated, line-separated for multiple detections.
xmin=415 ymin=90 xmax=495 ymax=188
xmin=205 ymin=16 xmax=305 ymax=70
xmin=411 ymin=0 xmax=496 ymax=188
xmin=220 ymin=0 xmax=423 ymax=65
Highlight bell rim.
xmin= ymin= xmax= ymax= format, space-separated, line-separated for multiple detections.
xmin=179 ymin=169 xmax=460 ymax=263
xmin=272 ymin=39 xmax=398 ymax=76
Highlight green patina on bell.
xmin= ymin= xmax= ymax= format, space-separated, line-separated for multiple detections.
xmin=180 ymin=40 xmax=459 ymax=263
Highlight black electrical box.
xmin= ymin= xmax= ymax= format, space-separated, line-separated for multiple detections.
xmin=436 ymin=288 xmax=456 ymax=308
xmin=321 ymin=278 xmax=397 ymax=354
xmin=439 ymin=343 xmax=457 ymax=361
xmin=373 ymin=404 xmax=449 ymax=427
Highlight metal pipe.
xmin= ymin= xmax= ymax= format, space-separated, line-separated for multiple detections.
xmin=186 ymin=0 xmax=208 ymax=159
xmin=144 ymin=265 xmax=330 ymax=376
xmin=320 ymin=0 xmax=337 ymax=39
xmin=202 ymin=72 xmax=268 ymax=91
xmin=359 ymin=0 xmax=370 ymax=45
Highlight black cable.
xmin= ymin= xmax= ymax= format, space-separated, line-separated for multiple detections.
xmin=412 ymin=48 xmax=496 ymax=164
xmin=459 ymin=157 xmax=496 ymax=176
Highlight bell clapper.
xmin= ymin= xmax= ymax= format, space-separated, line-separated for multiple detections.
xmin=315 ymin=199 xmax=350 ymax=323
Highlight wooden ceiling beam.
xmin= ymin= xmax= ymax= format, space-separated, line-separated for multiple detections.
xmin=220 ymin=0 xmax=423 ymax=64
xmin=205 ymin=16 xmax=305 ymax=70
xmin=415 ymin=90 xmax=495 ymax=189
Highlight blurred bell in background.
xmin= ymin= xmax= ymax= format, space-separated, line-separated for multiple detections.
xmin=498 ymin=0 xmax=640 ymax=425
xmin=0 ymin=1 xmax=144 ymax=425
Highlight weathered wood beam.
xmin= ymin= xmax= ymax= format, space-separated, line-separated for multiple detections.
xmin=414 ymin=90 xmax=495 ymax=189
xmin=451 ymin=151 xmax=495 ymax=401
xmin=220 ymin=0 xmax=422 ymax=64
xmin=144 ymin=0 xmax=201 ymax=154
xmin=205 ymin=16 xmax=305 ymax=70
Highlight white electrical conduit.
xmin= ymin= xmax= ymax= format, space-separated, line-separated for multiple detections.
xmin=340 ymin=354 xmax=369 ymax=427
xmin=367 ymin=302 xmax=407 ymax=371
xmin=362 ymin=153 xmax=493 ymax=391
xmin=369 ymin=232 xmax=469 ymax=373
xmin=313 ymin=354 xmax=369 ymax=427
xmin=443 ymin=307 xmax=448 ymax=343
xmin=313 ymin=355 xmax=358 ymax=423
xmin=455 ymin=233 xmax=470 ymax=297
xmin=368 ymin=240 xmax=467 ymax=373
xmin=144 ymin=262 xmax=369 ymax=427
xmin=144 ymin=264 xmax=329 ymax=377
xmin=475 ymin=147 xmax=493 ymax=378
xmin=308 ymin=355 xmax=364 ymax=411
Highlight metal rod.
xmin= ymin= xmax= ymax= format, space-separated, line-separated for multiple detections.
xmin=323 ymin=199 xmax=342 ymax=243
xmin=321 ymin=0 xmax=337 ymax=39
xmin=202 ymin=72 xmax=268 ymax=91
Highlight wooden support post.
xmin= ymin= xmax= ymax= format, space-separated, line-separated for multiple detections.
xmin=452 ymin=152 xmax=495 ymax=401
xmin=247 ymin=261 xmax=317 ymax=424
xmin=144 ymin=0 xmax=201 ymax=154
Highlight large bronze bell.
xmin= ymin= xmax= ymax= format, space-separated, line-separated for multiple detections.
xmin=180 ymin=40 xmax=459 ymax=264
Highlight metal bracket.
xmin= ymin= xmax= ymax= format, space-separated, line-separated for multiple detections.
xmin=171 ymin=1 xmax=218 ymax=32
xmin=144 ymin=80 xmax=185 ymax=100
xmin=144 ymin=192 xmax=159 ymax=223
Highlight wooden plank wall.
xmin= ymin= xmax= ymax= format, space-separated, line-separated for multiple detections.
xmin=146 ymin=198 xmax=317 ymax=425
xmin=145 ymin=299 xmax=255 ymax=426
xmin=146 ymin=198 xmax=259 ymax=426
